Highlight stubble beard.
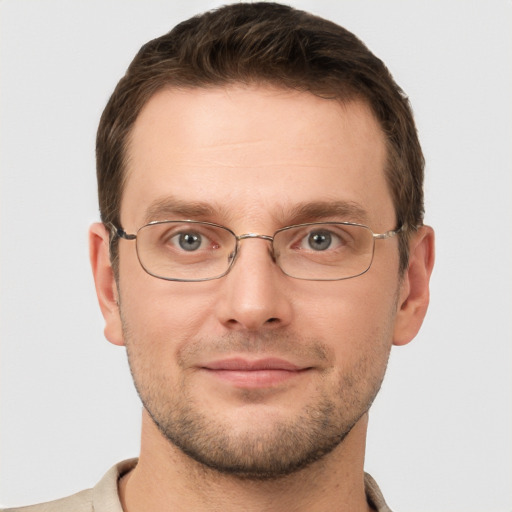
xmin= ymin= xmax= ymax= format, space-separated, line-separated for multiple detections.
xmin=122 ymin=323 xmax=392 ymax=481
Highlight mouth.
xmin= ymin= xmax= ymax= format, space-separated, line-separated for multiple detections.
xmin=200 ymin=358 xmax=312 ymax=388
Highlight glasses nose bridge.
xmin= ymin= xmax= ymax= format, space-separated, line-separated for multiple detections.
xmin=236 ymin=233 xmax=274 ymax=243
xmin=232 ymin=233 xmax=276 ymax=267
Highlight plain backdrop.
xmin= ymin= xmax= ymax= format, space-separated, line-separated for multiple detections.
xmin=1 ymin=1 xmax=511 ymax=510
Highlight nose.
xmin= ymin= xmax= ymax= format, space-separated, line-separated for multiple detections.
xmin=215 ymin=237 xmax=293 ymax=332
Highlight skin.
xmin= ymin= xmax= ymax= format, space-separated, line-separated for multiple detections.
xmin=90 ymin=85 xmax=434 ymax=511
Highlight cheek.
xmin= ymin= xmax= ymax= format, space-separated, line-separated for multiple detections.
xmin=118 ymin=269 xmax=223 ymax=357
xmin=120 ymin=241 xmax=206 ymax=314
xmin=295 ymin=276 xmax=398 ymax=362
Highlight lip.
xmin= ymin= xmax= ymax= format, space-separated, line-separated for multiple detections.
xmin=204 ymin=357 xmax=303 ymax=371
xmin=201 ymin=358 xmax=310 ymax=388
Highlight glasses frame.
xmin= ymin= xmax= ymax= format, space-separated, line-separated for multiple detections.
xmin=110 ymin=220 xmax=404 ymax=282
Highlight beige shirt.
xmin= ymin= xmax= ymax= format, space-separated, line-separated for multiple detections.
xmin=2 ymin=459 xmax=392 ymax=512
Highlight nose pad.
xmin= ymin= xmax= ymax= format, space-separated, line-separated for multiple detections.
xmin=227 ymin=248 xmax=237 ymax=264
xmin=268 ymin=243 xmax=278 ymax=264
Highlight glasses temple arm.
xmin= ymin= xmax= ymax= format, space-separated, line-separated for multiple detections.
xmin=107 ymin=223 xmax=137 ymax=240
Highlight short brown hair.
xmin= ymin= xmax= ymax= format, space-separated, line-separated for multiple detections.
xmin=96 ymin=2 xmax=424 ymax=273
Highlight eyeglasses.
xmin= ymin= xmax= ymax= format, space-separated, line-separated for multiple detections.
xmin=110 ymin=220 xmax=403 ymax=282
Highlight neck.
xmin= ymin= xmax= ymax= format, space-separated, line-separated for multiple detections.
xmin=119 ymin=412 xmax=373 ymax=512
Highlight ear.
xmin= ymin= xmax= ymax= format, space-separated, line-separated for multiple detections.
xmin=89 ymin=223 xmax=125 ymax=346
xmin=393 ymin=225 xmax=435 ymax=346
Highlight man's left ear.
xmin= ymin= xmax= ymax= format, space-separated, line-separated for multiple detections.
xmin=393 ymin=225 xmax=435 ymax=346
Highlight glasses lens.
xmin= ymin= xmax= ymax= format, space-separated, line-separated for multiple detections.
xmin=274 ymin=223 xmax=374 ymax=280
xmin=136 ymin=221 xmax=236 ymax=281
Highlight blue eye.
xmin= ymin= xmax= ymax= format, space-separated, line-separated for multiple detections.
xmin=177 ymin=232 xmax=203 ymax=251
xmin=307 ymin=230 xmax=332 ymax=251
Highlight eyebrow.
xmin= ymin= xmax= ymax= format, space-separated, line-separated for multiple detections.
xmin=285 ymin=200 xmax=370 ymax=225
xmin=142 ymin=196 xmax=369 ymax=227
xmin=143 ymin=197 xmax=221 ymax=224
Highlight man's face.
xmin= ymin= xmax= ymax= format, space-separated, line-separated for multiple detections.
xmin=110 ymin=86 xmax=403 ymax=477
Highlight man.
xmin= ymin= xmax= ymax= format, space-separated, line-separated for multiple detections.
xmin=4 ymin=2 xmax=434 ymax=511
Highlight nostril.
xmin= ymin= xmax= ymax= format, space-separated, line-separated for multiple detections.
xmin=266 ymin=317 xmax=279 ymax=324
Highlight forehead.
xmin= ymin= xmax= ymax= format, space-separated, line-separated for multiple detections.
xmin=122 ymin=85 xmax=393 ymax=230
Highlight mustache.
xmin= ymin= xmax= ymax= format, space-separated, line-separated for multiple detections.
xmin=176 ymin=331 xmax=334 ymax=368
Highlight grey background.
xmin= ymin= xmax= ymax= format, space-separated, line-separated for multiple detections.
xmin=1 ymin=1 xmax=511 ymax=510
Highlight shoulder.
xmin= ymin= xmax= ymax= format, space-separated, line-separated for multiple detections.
xmin=0 ymin=488 xmax=93 ymax=512
xmin=364 ymin=472 xmax=393 ymax=512
xmin=1 ymin=459 xmax=137 ymax=512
